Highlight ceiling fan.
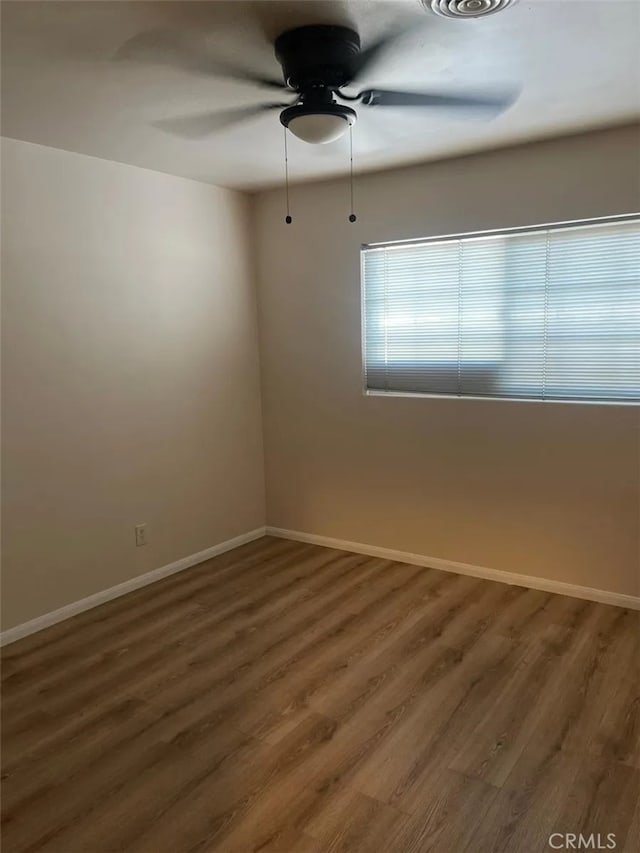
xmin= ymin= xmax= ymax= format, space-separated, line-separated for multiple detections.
xmin=119 ymin=24 xmax=516 ymax=145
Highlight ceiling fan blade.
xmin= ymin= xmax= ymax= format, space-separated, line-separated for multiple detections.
xmin=152 ymin=103 xmax=288 ymax=139
xmin=349 ymin=28 xmax=408 ymax=83
xmin=116 ymin=29 xmax=286 ymax=90
xmin=358 ymin=88 xmax=516 ymax=113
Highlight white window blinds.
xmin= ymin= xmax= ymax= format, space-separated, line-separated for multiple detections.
xmin=362 ymin=216 xmax=640 ymax=403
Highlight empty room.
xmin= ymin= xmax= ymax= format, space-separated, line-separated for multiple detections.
xmin=1 ymin=1 xmax=639 ymax=851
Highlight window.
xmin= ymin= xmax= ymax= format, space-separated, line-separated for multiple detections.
xmin=361 ymin=215 xmax=640 ymax=404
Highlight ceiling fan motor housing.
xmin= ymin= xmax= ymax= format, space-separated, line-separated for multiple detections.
xmin=274 ymin=25 xmax=361 ymax=91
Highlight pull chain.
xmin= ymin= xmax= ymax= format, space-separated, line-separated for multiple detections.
xmin=348 ymin=125 xmax=356 ymax=223
xmin=283 ymin=127 xmax=292 ymax=224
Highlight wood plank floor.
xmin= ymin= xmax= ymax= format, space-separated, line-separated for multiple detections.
xmin=2 ymin=536 xmax=639 ymax=853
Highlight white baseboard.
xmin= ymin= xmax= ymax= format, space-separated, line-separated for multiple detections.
xmin=4 ymin=523 xmax=636 ymax=647
xmin=265 ymin=526 xmax=640 ymax=611
xmin=0 ymin=527 xmax=267 ymax=647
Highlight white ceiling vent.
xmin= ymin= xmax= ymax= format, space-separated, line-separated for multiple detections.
xmin=425 ymin=0 xmax=515 ymax=18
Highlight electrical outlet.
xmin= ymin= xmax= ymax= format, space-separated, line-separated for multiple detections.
xmin=135 ymin=524 xmax=147 ymax=547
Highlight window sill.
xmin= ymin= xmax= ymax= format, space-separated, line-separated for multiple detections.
xmin=364 ymin=389 xmax=639 ymax=407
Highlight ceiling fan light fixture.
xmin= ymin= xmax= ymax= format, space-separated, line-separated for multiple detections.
xmin=280 ymin=103 xmax=356 ymax=144
xmin=425 ymin=0 xmax=515 ymax=18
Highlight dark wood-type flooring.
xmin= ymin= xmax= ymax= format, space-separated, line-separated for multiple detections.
xmin=2 ymin=536 xmax=639 ymax=853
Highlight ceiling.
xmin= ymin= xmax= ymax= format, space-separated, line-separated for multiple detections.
xmin=2 ymin=0 xmax=639 ymax=191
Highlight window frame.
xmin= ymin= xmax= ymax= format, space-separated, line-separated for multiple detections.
xmin=360 ymin=213 xmax=640 ymax=407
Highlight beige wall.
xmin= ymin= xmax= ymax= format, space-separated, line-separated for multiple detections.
xmin=2 ymin=126 xmax=639 ymax=631
xmin=1 ymin=138 xmax=265 ymax=629
xmin=254 ymin=125 xmax=640 ymax=597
